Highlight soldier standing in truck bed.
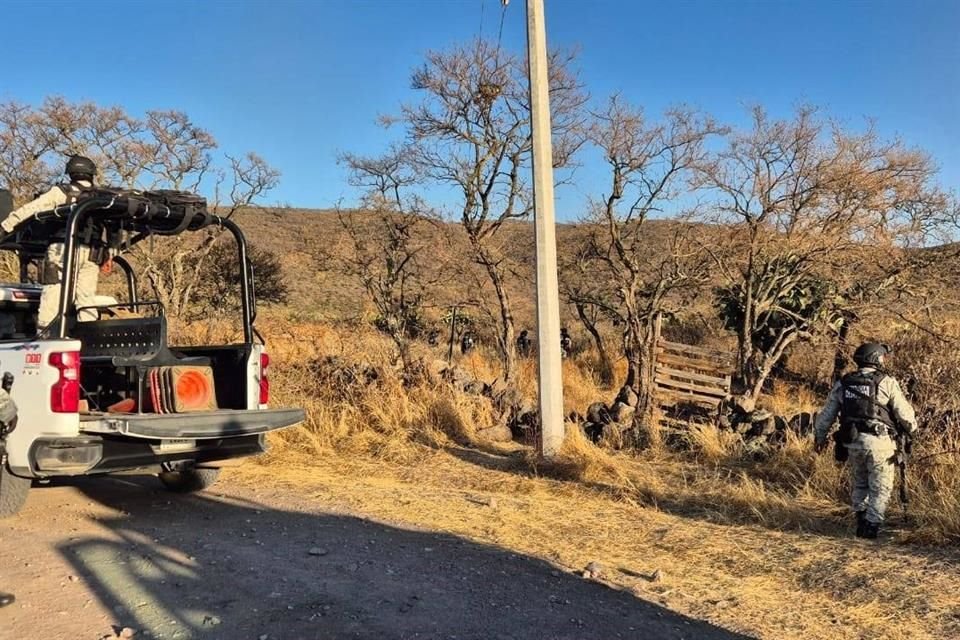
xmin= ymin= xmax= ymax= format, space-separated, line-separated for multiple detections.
xmin=0 ymin=156 xmax=104 ymax=331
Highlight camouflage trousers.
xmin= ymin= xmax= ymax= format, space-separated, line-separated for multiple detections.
xmin=0 ymin=389 xmax=16 ymax=428
xmin=847 ymin=432 xmax=897 ymax=524
xmin=38 ymin=243 xmax=99 ymax=329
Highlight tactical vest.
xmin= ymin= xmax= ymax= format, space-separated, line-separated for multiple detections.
xmin=57 ymin=180 xmax=93 ymax=205
xmin=839 ymin=370 xmax=896 ymax=431
xmin=55 ymin=181 xmax=99 ymax=252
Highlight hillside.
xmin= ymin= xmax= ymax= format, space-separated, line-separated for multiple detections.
xmin=232 ymin=207 xmax=726 ymax=340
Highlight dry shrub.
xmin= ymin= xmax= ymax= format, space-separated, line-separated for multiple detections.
xmin=891 ymin=327 xmax=960 ymax=415
xmin=530 ymin=426 xmax=654 ymax=497
xmin=184 ymin=314 xmax=960 ymax=543
xmin=782 ymin=336 xmax=835 ymax=388
xmin=763 ymin=380 xmax=820 ymax=418
xmin=685 ymin=423 xmax=743 ymax=463
xmin=457 ymin=346 xmax=499 ymax=383
xmin=423 ymin=388 xmax=498 ymax=445
xmin=560 ymin=358 xmax=609 ymax=417
xmin=0 ymin=250 xmax=19 ymax=281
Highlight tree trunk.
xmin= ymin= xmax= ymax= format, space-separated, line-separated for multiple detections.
xmin=575 ymin=303 xmax=614 ymax=386
xmin=832 ymin=316 xmax=852 ymax=383
xmin=479 ymin=251 xmax=517 ymax=383
xmin=747 ymin=329 xmax=799 ymax=403
xmin=392 ymin=330 xmax=414 ymax=378
xmin=624 ymin=320 xmax=658 ymax=449
xmin=736 ymin=234 xmax=758 ymax=392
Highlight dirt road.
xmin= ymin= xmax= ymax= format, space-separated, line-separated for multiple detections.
xmin=0 ymin=473 xmax=750 ymax=640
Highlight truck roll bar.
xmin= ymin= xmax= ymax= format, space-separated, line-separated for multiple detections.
xmin=111 ymin=255 xmax=138 ymax=306
xmin=57 ymin=197 xmax=255 ymax=344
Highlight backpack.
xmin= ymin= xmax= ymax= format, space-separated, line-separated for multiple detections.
xmin=839 ymin=370 xmax=896 ymax=439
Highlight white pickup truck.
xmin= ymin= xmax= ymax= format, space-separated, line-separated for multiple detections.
xmin=0 ymin=189 xmax=304 ymax=517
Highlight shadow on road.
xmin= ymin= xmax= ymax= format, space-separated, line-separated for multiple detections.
xmin=52 ymin=475 xmax=755 ymax=640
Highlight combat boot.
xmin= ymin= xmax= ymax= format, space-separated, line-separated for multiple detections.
xmin=860 ymin=520 xmax=880 ymax=539
xmin=854 ymin=511 xmax=867 ymax=537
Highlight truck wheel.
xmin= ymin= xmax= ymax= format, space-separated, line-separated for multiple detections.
xmin=0 ymin=465 xmax=31 ymax=518
xmin=158 ymin=467 xmax=221 ymax=493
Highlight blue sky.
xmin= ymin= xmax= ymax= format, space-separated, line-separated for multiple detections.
xmin=1 ymin=0 xmax=957 ymax=219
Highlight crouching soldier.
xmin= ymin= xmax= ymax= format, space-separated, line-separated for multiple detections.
xmin=814 ymin=343 xmax=917 ymax=539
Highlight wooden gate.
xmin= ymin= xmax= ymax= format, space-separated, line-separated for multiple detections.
xmin=651 ymin=318 xmax=734 ymax=424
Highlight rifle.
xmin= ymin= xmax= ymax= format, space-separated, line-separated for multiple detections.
xmin=895 ymin=431 xmax=912 ymax=506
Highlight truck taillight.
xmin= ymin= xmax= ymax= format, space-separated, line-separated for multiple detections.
xmin=259 ymin=352 xmax=270 ymax=405
xmin=50 ymin=351 xmax=80 ymax=413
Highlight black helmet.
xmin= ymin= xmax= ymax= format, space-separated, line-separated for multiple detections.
xmin=65 ymin=155 xmax=96 ymax=179
xmin=853 ymin=342 xmax=891 ymax=368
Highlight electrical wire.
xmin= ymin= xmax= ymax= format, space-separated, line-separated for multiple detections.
xmin=496 ymin=0 xmax=508 ymax=55
xmin=478 ymin=0 xmax=486 ymax=42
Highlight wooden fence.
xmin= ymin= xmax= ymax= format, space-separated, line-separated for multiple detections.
xmin=651 ymin=317 xmax=735 ymax=426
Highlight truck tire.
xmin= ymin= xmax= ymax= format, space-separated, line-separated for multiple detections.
xmin=158 ymin=467 xmax=221 ymax=493
xmin=0 ymin=465 xmax=30 ymax=518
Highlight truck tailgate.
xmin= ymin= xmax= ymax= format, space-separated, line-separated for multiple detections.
xmin=78 ymin=408 xmax=305 ymax=439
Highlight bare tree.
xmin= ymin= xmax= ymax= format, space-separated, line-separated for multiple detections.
xmin=0 ymin=97 xmax=280 ymax=322
xmin=334 ymin=148 xmax=441 ymax=373
xmin=558 ymin=231 xmax=617 ymax=386
xmin=696 ymin=106 xmax=945 ymax=409
xmin=574 ymin=96 xmax=722 ymax=439
xmin=0 ymin=100 xmax=61 ymax=201
xmin=380 ymin=39 xmax=587 ymax=383
xmin=135 ymin=153 xmax=280 ymax=321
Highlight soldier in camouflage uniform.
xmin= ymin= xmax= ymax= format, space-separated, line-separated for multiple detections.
xmin=0 ymin=155 xmax=103 ymax=330
xmin=814 ymin=343 xmax=917 ymax=539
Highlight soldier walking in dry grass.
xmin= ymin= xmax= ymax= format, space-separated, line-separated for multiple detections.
xmin=814 ymin=343 xmax=918 ymax=539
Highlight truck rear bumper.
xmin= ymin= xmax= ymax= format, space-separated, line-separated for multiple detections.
xmin=79 ymin=408 xmax=305 ymax=439
xmin=27 ymin=433 xmax=269 ymax=477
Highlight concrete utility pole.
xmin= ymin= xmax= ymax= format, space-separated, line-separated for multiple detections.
xmin=525 ymin=0 xmax=564 ymax=458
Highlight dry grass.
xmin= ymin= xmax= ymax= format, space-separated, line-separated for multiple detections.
xmin=233 ymin=316 xmax=960 ymax=544
xmin=764 ymin=380 xmax=820 ymax=417
xmin=173 ymin=316 xmax=960 ymax=637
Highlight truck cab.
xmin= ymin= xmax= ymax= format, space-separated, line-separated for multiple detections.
xmin=0 ymin=189 xmax=304 ymax=516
